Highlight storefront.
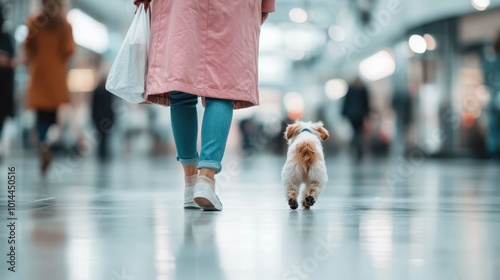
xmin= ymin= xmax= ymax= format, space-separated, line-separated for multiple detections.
xmin=397 ymin=7 xmax=500 ymax=158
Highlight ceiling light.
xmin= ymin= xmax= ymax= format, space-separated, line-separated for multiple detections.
xmin=408 ymin=35 xmax=427 ymax=54
xmin=67 ymin=9 xmax=109 ymax=53
xmin=325 ymin=79 xmax=349 ymax=100
xmin=289 ymin=8 xmax=308 ymax=23
xmin=284 ymin=92 xmax=304 ymax=119
xmin=472 ymin=0 xmax=490 ymax=11
xmin=423 ymin=34 xmax=437 ymax=51
xmin=328 ymin=25 xmax=346 ymax=42
xmin=359 ymin=50 xmax=396 ymax=81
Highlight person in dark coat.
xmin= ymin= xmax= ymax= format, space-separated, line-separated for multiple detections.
xmin=91 ymin=75 xmax=115 ymax=161
xmin=342 ymin=76 xmax=371 ymax=160
xmin=0 ymin=8 xmax=15 ymax=158
xmin=392 ymin=89 xmax=413 ymax=153
xmin=482 ymin=33 xmax=500 ymax=160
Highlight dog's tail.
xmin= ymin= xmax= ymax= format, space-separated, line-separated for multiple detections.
xmin=294 ymin=141 xmax=319 ymax=173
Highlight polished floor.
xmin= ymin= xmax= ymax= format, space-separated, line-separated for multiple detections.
xmin=1 ymin=152 xmax=499 ymax=280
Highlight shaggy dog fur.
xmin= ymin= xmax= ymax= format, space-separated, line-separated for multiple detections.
xmin=282 ymin=121 xmax=329 ymax=210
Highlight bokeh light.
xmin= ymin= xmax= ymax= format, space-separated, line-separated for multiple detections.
xmin=325 ymin=79 xmax=349 ymax=100
xmin=67 ymin=9 xmax=109 ymax=53
xmin=14 ymin=25 xmax=28 ymax=43
xmin=424 ymin=34 xmax=437 ymax=51
xmin=289 ymin=8 xmax=308 ymax=23
xmin=471 ymin=0 xmax=490 ymax=11
xmin=359 ymin=50 xmax=396 ymax=81
xmin=328 ymin=25 xmax=346 ymax=42
xmin=408 ymin=35 xmax=427 ymax=54
xmin=284 ymin=92 xmax=305 ymax=120
xmin=67 ymin=69 xmax=96 ymax=93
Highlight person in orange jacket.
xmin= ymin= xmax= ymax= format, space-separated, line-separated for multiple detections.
xmin=24 ymin=0 xmax=75 ymax=174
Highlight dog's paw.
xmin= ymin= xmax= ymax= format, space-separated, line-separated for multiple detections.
xmin=288 ymin=199 xmax=299 ymax=210
xmin=302 ymin=200 xmax=310 ymax=209
xmin=305 ymin=196 xmax=315 ymax=207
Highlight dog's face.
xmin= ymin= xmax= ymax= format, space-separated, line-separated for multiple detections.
xmin=284 ymin=121 xmax=329 ymax=144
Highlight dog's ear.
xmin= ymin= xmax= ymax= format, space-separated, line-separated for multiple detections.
xmin=284 ymin=123 xmax=301 ymax=140
xmin=314 ymin=121 xmax=329 ymax=141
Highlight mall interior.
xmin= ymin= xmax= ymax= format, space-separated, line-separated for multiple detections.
xmin=0 ymin=0 xmax=500 ymax=279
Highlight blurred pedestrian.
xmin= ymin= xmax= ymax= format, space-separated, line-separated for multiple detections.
xmin=24 ymin=0 xmax=75 ymax=174
xmin=483 ymin=33 xmax=500 ymax=160
xmin=91 ymin=68 xmax=115 ymax=162
xmin=0 ymin=8 xmax=15 ymax=160
xmin=391 ymin=89 xmax=413 ymax=153
xmin=239 ymin=115 xmax=262 ymax=154
xmin=342 ymin=76 xmax=371 ymax=161
xmin=134 ymin=0 xmax=275 ymax=210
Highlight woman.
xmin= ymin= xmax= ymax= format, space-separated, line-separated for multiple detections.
xmin=24 ymin=0 xmax=75 ymax=174
xmin=342 ymin=76 xmax=371 ymax=161
xmin=91 ymin=68 xmax=115 ymax=162
xmin=134 ymin=0 xmax=275 ymax=210
xmin=483 ymin=34 xmax=500 ymax=160
xmin=0 ymin=8 xmax=15 ymax=160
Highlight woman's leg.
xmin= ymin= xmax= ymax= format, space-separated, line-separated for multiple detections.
xmin=36 ymin=117 xmax=51 ymax=144
xmin=169 ymin=92 xmax=199 ymax=175
xmin=495 ymin=112 xmax=500 ymax=159
xmin=0 ymin=116 xmax=4 ymax=138
xmin=198 ymin=97 xmax=234 ymax=178
xmin=170 ymin=92 xmax=202 ymax=209
xmin=487 ymin=110 xmax=499 ymax=159
xmin=36 ymin=110 xmax=57 ymax=174
xmin=193 ymin=97 xmax=233 ymax=211
xmin=0 ymin=116 xmax=4 ymax=159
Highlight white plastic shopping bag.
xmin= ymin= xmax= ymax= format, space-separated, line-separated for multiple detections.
xmin=106 ymin=4 xmax=150 ymax=103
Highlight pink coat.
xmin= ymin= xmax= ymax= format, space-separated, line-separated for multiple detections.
xmin=144 ymin=0 xmax=275 ymax=109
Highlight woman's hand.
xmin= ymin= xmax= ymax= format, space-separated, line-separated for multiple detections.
xmin=134 ymin=0 xmax=151 ymax=11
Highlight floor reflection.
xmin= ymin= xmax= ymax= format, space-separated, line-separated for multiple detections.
xmin=175 ymin=211 xmax=226 ymax=280
xmin=26 ymin=181 xmax=68 ymax=280
xmin=1 ymin=156 xmax=499 ymax=280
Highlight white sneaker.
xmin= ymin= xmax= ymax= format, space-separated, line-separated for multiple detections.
xmin=193 ymin=176 xmax=223 ymax=211
xmin=184 ymin=175 xmax=201 ymax=209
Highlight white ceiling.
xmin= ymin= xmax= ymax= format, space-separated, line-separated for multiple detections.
xmin=73 ymin=0 xmax=500 ymax=35
xmin=72 ymin=0 xmax=500 ymax=61
xmin=72 ymin=0 xmax=341 ymax=33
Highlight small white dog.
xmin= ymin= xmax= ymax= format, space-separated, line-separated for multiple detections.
xmin=281 ymin=121 xmax=329 ymax=210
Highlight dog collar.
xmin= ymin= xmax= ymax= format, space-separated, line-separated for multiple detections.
xmin=300 ymin=128 xmax=313 ymax=134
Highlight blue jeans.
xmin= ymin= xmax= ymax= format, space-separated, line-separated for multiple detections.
xmin=170 ymin=91 xmax=233 ymax=173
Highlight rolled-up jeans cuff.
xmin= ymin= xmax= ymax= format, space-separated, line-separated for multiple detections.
xmin=177 ymin=155 xmax=199 ymax=166
xmin=197 ymin=160 xmax=222 ymax=174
